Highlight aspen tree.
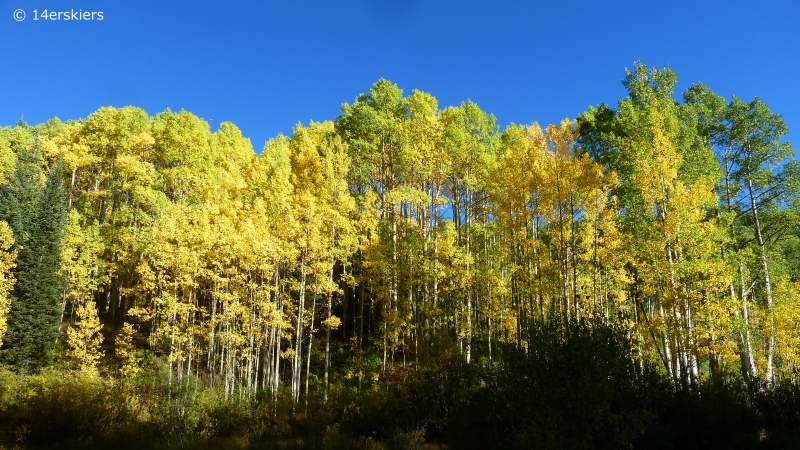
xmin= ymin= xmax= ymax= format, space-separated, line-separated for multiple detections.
xmin=0 ymin=222 xmax=15 ymax=349
xmin=4 ymin=72 xmax=798 ymax=401
xmin=67 ymin=107 xmax=159 ymax=325
xmin=714 ymin=97 xmax=795 ymax=386
xmin=441 ymin=101 xmax=499 ymax=362
xmin=62 ymin=210 xmax=106 ymax=374
xmin=66 ymin=301 xmax=104 ymax=375
xmin=579 ymin=63 xmax=728 ymax=384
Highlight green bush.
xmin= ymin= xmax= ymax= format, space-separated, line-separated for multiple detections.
xmin=3 ymin=320 xmax=800 ymax=449
xmin=0 ymin=367 xmax=134 ymax=448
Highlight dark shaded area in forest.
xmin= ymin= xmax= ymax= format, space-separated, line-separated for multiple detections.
xmin=2 ymin=318 xmax=800 ymax=449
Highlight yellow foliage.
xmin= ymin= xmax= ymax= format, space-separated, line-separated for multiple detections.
xmin=66 ymin=301 xmax=104 ymax=375
xmin=0 ymin=221 xmax=16 ymax=349
xmin=115 ymin=323 xmax=140 ymax=377
xmin=322 ymin=315 xmax=342 ymax=330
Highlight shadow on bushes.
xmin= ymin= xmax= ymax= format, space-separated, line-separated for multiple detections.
xmin=3 ymin=318 xmax=800 ymax=449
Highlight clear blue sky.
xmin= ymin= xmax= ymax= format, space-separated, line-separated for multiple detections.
xmin=2 ymin=1 xmax=798 ymax=153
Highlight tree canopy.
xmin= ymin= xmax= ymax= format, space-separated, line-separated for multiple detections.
xmin=0 ymin=63 xmax=799 ymax=448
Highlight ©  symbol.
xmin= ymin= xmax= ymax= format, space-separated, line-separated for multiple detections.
xmin=13 ymin=9 xmax=25 ymax=21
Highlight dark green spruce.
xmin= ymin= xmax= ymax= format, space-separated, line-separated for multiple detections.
xmin=0 ymin=142 xmax=67 ymax=372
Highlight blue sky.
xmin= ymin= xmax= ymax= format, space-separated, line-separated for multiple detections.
xmin=2 ymin=1 xmax=798 ymax=152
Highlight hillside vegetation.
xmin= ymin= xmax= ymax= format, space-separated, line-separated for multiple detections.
xmin=1 ymin=63 xmax=800 ymax=448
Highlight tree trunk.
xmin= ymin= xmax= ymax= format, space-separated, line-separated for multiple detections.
xmin=748 ymin=175 xmax=774 ymax=386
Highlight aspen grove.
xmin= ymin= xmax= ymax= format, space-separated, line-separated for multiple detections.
xmin=1 ymin=63 xmax=799 ymax=448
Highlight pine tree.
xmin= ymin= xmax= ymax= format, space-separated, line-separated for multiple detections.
xmin=0 ymin=147 xmax=67 ymax=371
xmin=0 ymin=144 xmax=44 ymax=370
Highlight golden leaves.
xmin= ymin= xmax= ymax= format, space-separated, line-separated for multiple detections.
xmin=0 ymin=222 xmax=15 ymax=348
xmin=66 ymin=301 xmax=104 ymax=376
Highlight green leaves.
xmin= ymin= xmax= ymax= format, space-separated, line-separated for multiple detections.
xmin=0 ymin=68 xmax=797 ymax=406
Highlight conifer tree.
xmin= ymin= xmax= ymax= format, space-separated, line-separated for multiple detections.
xmin=0 ymin=146 xmax=67 ymax=371
xmin=0 ymin=144 xmax=43 ymax=369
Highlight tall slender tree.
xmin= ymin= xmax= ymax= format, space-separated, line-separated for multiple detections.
xmin=714 ymin=96 xmax=796 ymax=386
xmin=0 ymin=145 xmax=67 ymax=371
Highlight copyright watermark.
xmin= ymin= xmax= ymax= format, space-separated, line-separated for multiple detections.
xmin=13 ymin=8 xmax=104 ymax=21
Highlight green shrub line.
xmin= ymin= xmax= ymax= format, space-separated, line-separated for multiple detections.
xmin=1 ymin=318 xmax=800 ymax=449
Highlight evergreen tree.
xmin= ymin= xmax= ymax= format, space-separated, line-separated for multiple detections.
xmin=0 ymin=143 xmax=43 ymax=369
xmin=0 ymin=145 xmax=67 ymax=372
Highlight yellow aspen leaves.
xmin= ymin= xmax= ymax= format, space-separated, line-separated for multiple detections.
xmin=66 ymin=301 xmax=104 ymax=375
xmin=0 ymin=222 xmax=15 ymax=349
